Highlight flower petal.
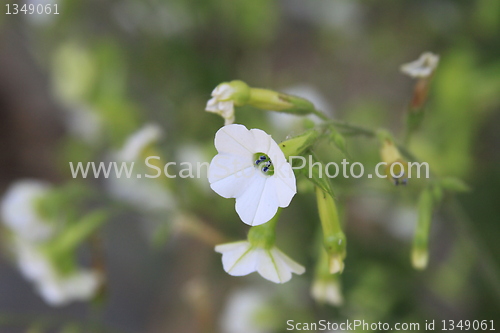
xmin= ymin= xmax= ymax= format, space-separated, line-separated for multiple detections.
xmin=209 ymin=153 xmax=255 ymax=198
xmin=256 ymin=249 xmax=292 ymax=284
xmin=272 ymin=247 xmax=305 ymax=275
xmin=214 ymin=124 xmax=256 ymax=157
xmin=216 ymin=241 xmax=258 ymax=276
xmin=249 ymin=129 xmax=271 ymax=154
xmin=235 ymin=174 xmax=280 ymax=226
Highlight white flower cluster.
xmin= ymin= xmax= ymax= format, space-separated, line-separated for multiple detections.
xmin=1 ymin=180 xmax=101 ymax=306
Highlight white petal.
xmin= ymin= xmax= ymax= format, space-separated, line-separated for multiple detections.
xmin=216 ymin=241 xmax=258 ymax=276
xmin=214 ymin=124 xmax=256 ymax=157
xmin=273 ymin=171 xmax=297 ymax=207
xmin=249 ymin=129 xmax=272 ymax=154
xmin=209 ymin=153 xmax=255 ymax=198
xmin=215 ymin=240 xmax=249 ymax=253
xmin=235 ymin=173 xmax=280 ymax=226
xmin=216 ymin=83 xmax=234 ymax=101
xmin=272 ymin=247 xmax=305 ymax=275
xmin=1 ymin=180 xmax=54 ymax=241
xmin=117 ymin=124 xmax=162 ymax=162
xmin=205 ymin=97 xmax=219 ymax=111
xmin=256 ymin=249 xmax=292 ymax=284
xmin=266 ymin=142 xmax=297 ymax=207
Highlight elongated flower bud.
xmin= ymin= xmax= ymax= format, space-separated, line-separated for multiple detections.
xmin=315 ymin=187 xmax=346 ymax=274
xmin=248 ymin=88 xmax=316 ymax=115
xmin=411 ymin=189 xmax=434 ymax=270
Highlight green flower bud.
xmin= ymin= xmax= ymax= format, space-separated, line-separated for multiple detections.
xmin=278 ymin=129 xmax=320 ymax=159
xmin=315 ymin=187 xmax=346 ymax=274
xmin=411 ymin=188 xmax=434 ymax=270
xmin=248 ymin=88 xmax=316 ymax=115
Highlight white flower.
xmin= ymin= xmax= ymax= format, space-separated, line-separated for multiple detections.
xmin=107 ymin=124 xmax=174 ymax=211
xmin=311 ymin=279 xmax=343 ymax=306
xmin=37 ymin=270 xmax=101 ymax=306
xmin=116 ymin=124 xmax=163 ymax=162
xmin=208 ymin=124 xmax=296 ymax=226
xmin=220 ymin=288 xmax=271 ymax=333
xmin=13 ymin=237 xmax=101 ymax=306
xmin=206 ymin=84 xmax=236 ymax=125
xmin=215 ymin=241 xmax=305 ymax=284
xmin=400 ymin=52 xmax=440 ymax=78
xmin=1 ymin=180 xmax=54 ymax=242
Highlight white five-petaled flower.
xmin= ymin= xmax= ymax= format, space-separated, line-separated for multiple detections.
xmin=208 ymin=124 xmax=296 ymax=226
xmin=400 ymin=52 xmax=440 ymax=79
xmin=1 ymin=180 xmax=102 ymax=306
xmin=0 ymin=180 xmax=54 ymax=242
xmin=14 ymin=237 xmax=101 ymax=306
xmin=215 ymin=241 xmax=305 ymax=284
xmin=206 ymin=84 xmax=236 ymax=125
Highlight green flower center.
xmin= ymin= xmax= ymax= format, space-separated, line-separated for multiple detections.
xmin=254 ymin=153 xmax=274 ymax=176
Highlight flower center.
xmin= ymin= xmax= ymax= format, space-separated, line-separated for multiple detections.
xmin=254 ymin=153 xmax=274 ymax=176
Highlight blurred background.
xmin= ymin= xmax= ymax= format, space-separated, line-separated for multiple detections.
xmin=0 ymin=0 xmax=499 ymax=332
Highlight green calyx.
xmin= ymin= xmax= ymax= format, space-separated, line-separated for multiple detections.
xmin=278 ymin=129 xmax=320 ymax=159
xmin=226 ymin=80 xmax=251 ymax=106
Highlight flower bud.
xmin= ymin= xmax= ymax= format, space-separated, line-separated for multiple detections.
xmin=378 ymin=132 xmax=408 ymax=185
xmin=315 ymin=187 xmax=346 ymax=274
xmin=248 ymin=89 xmax=316 ymax=115
xmin=278 ymin=129 xmax=319 ymax=159
xmin=411 ymin=188 xmax=434 ymax=270
xmin=206 ymin=80 xmax=251 ymax=125
xmin=311 ymin=249 xmax=343 ymax=306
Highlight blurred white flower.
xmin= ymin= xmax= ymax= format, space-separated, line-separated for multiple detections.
xmin=206 ymin=84 xmax=236 ymax=125
xmin=14 ymin=237 xmax=101 ymax=306
xmin=37 ymin=269 xmax=101 ymax=306
xmin=1 ymin=180 xmax=54 ymax=242
xmin=220 ymin=288 xmax=271 ymax=333
xmin=65 ymin=104 xmax=103 ymax=145
xmin=400 ymin=52 xmax=440 ymax=78
xmin=107 ymin=124 xmax=174 ymax=211
xmin=208 ymin=124 xmax=296 ymax=226
xmin=116 ymin=124 xmax=163 ymax=162
xmin=311 ymin=279 xmax=343 ymax=306
xmin=215 ymin=241 xmax=305 ymax=284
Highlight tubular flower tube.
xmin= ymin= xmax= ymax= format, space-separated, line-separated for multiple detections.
xmin=315 ymin=187 xmax=346 ymax=274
